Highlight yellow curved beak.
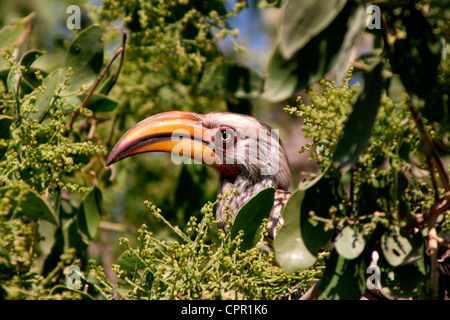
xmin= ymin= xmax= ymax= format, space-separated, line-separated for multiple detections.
xmin=106 ymin=111 xmax=220 ymax=166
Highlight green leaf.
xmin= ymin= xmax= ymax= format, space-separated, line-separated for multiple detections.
xmin=229 ymin=187 xmax=275 ymax=252
xmin=19 ymin=49 xmax=44 ymax=70
xmin=0 ymin=187 xmax=60 ymax=226
xmin=17 ymin=50 xmax=46 ymax=95
xmin=31 ymin=68 xmax=64 ymax=122
xmin=279 ymin=0 xmax=348 ymax=60
xmin=334 ymin=226 xmax=365 ymax=260
xmin=273 ymin=189 xmax=316 ymax=272
xmin=21 ymin=190 xmax=60 ymax=226
xmin=264 ymin=45 xmax=299 ymax=102
xmin=68 ymin=219 xmax=88 ymax=261
xmin=50 ymin=285 xmax=95 ymax=300
xmin=0 ymin=18 xmax=25 ymax=70
xmin=274 ymin=173 xmax=338 ymax=272
xmin=298 ymin=177 xmax=338 ymax=253
xmin=77 ymin=187 xmax=103 ymax=240
xmin=0 ymin=21 xmax=24 ymax=48
xmin=265 ymin=2 xmax=353 ymax=102
xmin=82 ymin=93 xmax=119 ymax=113
xmin=381 ymin=227 xmax=418 ymax=267
xmin=332 ymin=61 xmax=384 ymax=171
xmin=387 ymin=74 xmax=406 ymax=103
xmin=63 ymin=25 xmax=104 ymax=92
xmin=333 ymin=5 xmax=367 ymax=85
xmin=317 ymin=249 xmax=367 ymax=299
xmin=116 ymin=252 xmax=146 ymax=276
xmin=42 ymin=230 xmax=65 ymax=276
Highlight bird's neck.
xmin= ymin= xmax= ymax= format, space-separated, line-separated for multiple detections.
xmin=215 ymin=175 xmax=277 ymax=229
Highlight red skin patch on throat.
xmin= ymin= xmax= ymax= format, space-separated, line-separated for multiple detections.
xmin=216 ymin=164 xmax=240 ymax=179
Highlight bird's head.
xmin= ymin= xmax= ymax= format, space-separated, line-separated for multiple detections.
xmin=106 ymin=111 xmax=291 ymax=190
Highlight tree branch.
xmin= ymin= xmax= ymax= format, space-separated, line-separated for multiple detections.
xmin=66 ymin=46 xmax=124 ymax=133
xmin=409 ymin=103 xmax=450 ymax=192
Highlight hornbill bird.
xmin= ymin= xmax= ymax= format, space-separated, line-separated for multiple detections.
xmin=106 ymin=111 xmax=450 ymax=299
xmin=106 ymin=111 xmax=291 ymax=240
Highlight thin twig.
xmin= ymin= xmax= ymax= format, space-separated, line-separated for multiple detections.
xmin=103 ymin=31 xmax=127 ymax=95
xmin=105 ymin=113 xmax=118 ymax=148
xmin=299 ymin=281 xmax=320 ymax=300
xmin=66 ymin=46 xmax=124 ymax=133
xmin=428 ymin=215 xmax=439 ymax=297
xmin=409 ymin=105 xmax=450 ymax=192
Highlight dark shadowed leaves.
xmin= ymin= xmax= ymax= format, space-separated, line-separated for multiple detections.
xmin=0 ymin=115 xmax=14 ymax=160
xmin=82 ymin=93 xmax=119 ymax=113
xmin=379 ymin=231 xmax=428 ymax=298
xmin=388 ymin=6 xmax=442 ymax=100
xmin=18 ymin=50 xmax=45 ymax=94
xmin=317 ymin=249 xmax=367 ymax=299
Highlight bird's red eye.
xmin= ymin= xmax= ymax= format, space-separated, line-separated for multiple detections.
xmin=214 ymin=127 xmax=235 ymax=150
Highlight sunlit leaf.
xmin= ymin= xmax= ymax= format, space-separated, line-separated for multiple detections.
xmin=273 ymin=189 xmax=316 ymax=272
xmin=381 ymin=227 xmax=418 ymax=267
xmin=274 ymin=173 xmax=338 ymax=272
xmin=334 ymin=226 xmax=365 ymax=260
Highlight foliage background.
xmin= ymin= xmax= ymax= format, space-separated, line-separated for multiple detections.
xmin=0 ymin=0 xmax=449 ymax=300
